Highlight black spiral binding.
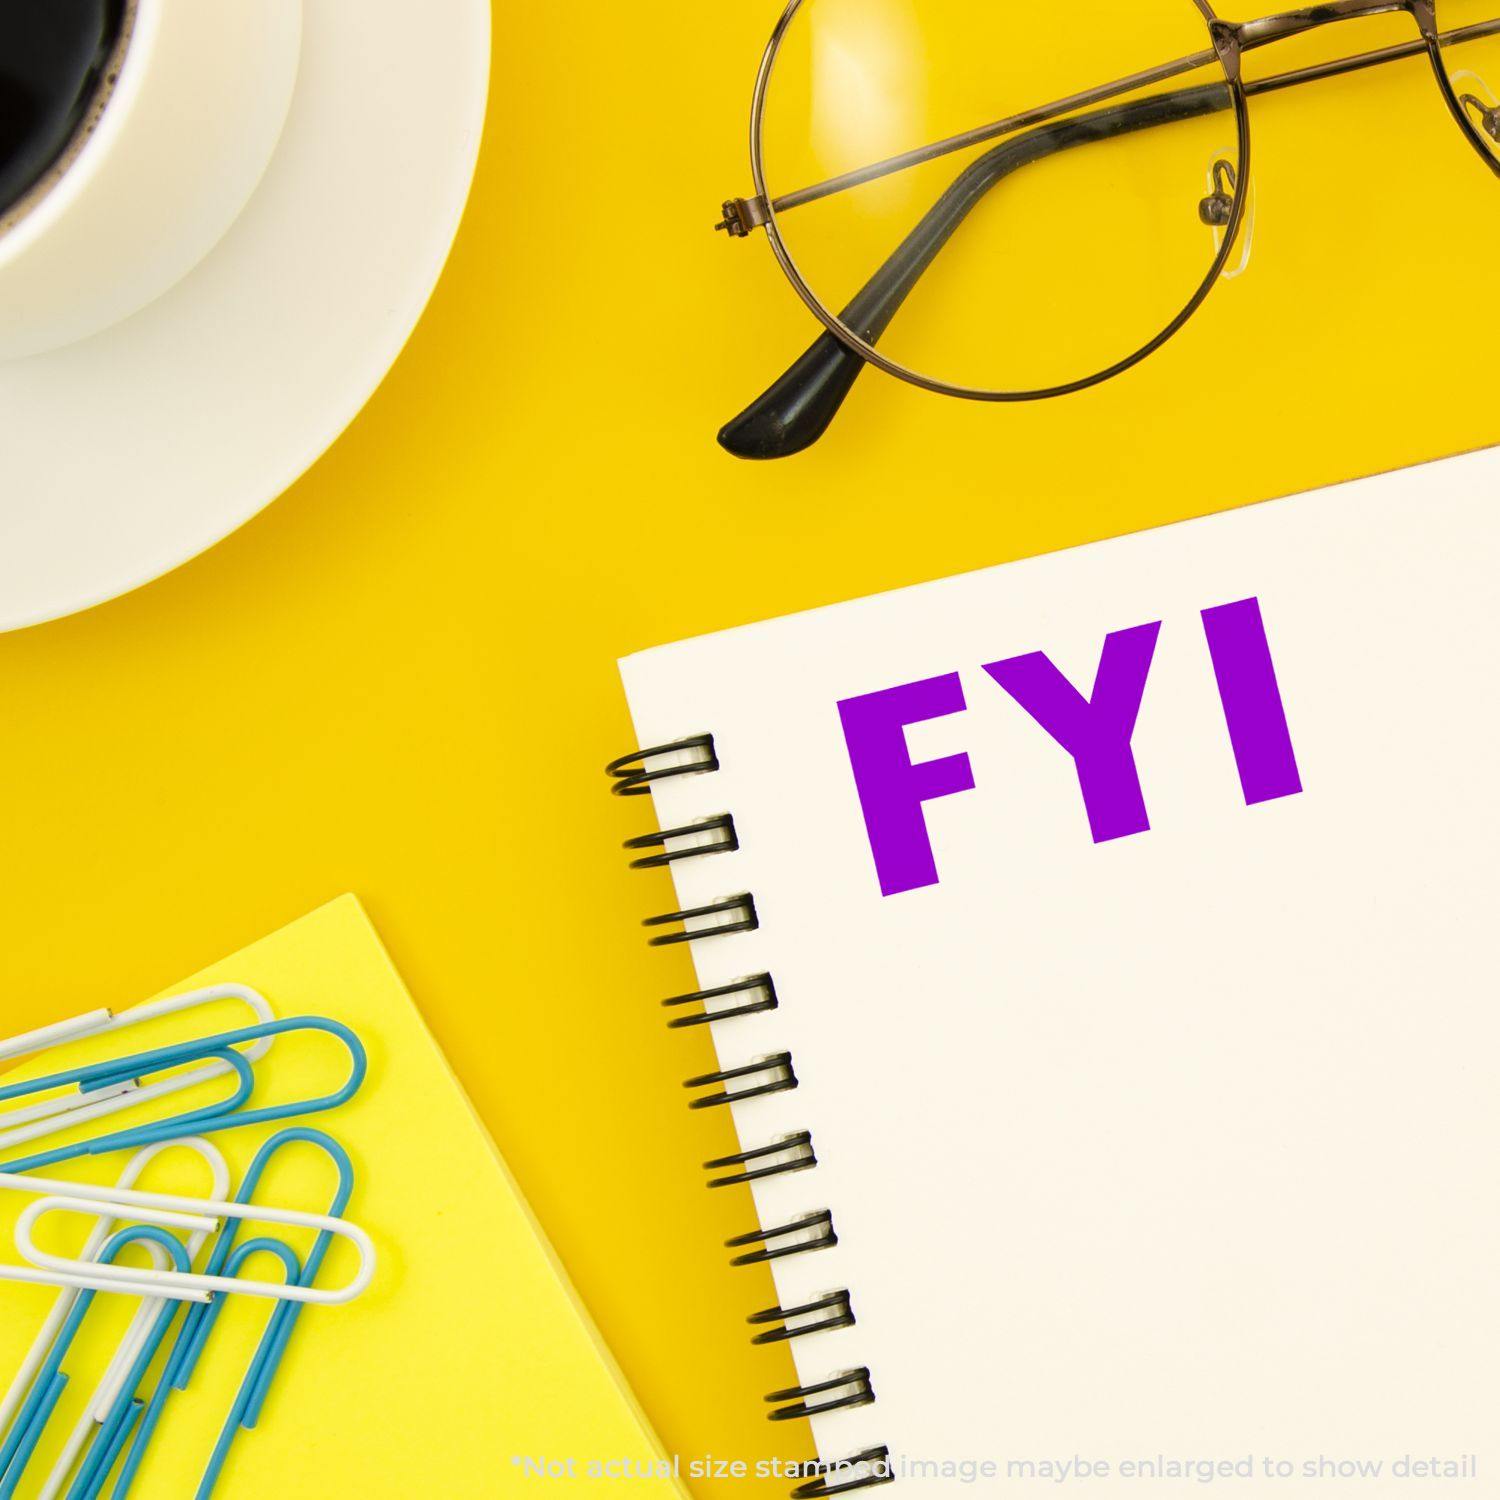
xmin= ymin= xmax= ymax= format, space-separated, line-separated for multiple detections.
xmin=609 ymin=735 xmax=893 ymax=1495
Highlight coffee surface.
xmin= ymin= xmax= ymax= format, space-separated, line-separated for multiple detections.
xmin=0 ymin=0 xmax=126 ymax=221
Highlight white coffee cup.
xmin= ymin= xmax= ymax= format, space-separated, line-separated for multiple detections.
xmin=0 ymin=0 xmax=302 ymax=363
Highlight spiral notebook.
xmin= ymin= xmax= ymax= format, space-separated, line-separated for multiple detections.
xmin=611 ymin=447 xmax=1500 ymax=1497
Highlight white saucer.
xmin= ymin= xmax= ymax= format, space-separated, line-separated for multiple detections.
xmin=0 ymin=0 xmax=489 ymax=633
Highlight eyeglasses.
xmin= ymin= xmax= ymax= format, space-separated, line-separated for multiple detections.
xmin=715 ymin=0 xmax=1500 ymax=459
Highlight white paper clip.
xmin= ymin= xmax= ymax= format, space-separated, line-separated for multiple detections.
xmin=0 ymin=1173 xmax=376 ymax=1306
xmin=0 ymin=1139 xmax=230 ymax=1500
xmin=0 ymin=985 xmax=276 ymax=1156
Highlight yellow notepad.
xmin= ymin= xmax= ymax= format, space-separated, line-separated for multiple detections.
xmin=0 ymin=895 xmax=685 ymax=1497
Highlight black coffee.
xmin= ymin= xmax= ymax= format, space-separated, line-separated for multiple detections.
xmin=0 ymin=0 xmax=128 ymax=223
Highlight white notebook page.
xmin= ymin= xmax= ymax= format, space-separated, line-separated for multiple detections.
xmin=619 ymin=448 xmax=1500 ymax=1496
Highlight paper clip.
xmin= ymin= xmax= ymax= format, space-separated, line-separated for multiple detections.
xmin=112 ymin=1130 xmax=357 ymax=1498
xmin=0 ymin=1141 xmax=230 ymax=1500
xmin=0 ymin=1180 xmax=213 ymax=1308
xmin=0 ymin=1226 xmax=192 ymax=1500
xmin=189 ymin=1239 xmax=304 ymax=1500
xmin=0 ymin=987 xmax=275 ymax=1158
xmin=1 ymin=1172 xmax=376 ymax=1306
xmin=114 ymin=1239 xmax=304 ymax=1500
xmin=0 ymin=1143 xmax=227 ymax=1494
xmin=173 ymin=1128 xmax=357 ymax=1408
xmin=0 ymin=1017 xmax=368 ymax=1174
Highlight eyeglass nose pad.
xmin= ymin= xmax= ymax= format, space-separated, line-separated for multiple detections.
xmin=1457 ymin=81 xmax=1500 ymax=141
xmin=1477 ymin=103 xmax=1500 ymax=142
xmin=1199 ymin=153 xmax=1254 ymax=281
xmin=1198 ymin=157 xmax=1237 ymax=228
xmin=1198 ymin=192 xmax=1235 ymax=227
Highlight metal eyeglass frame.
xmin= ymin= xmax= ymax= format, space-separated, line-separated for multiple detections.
xmin=715 ymin=0 xmax=1500 ymax=460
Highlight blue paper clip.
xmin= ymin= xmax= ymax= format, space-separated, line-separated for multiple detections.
xmin=0 ymin=1019 xmax=368 ymax=1174
xmin=0 ymin=1226 xmax=190 ymax=1500
xmin=172 ymin=1128 xmax=357 ymax=1413
xmin=0 ymin=987 xmax=277 ymax=1162
xmin=111 ymin=1129 xmax=356 ymax=1498
xmin=0 ymin=1051 xmax=253 ymax=1177
xmin=192 ymin=1238 xmax=304 ymax=1500
xmin=112 ymin=1238 xmax=303 ymax=1500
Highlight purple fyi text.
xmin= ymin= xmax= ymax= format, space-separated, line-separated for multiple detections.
xmin=836 ymin=597 xmax=1302 ymax=897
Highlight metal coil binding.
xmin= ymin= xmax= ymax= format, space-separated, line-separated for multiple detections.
xmin=606 ymin=735 xmax=719 ymax=796
xmin=793 ymin=1448 xmax=894 ymax=1498
xmin=748 ymin=1290 xmax=856 ymax=1345
xmin=726 ymin=1210 xmax=837 ymax=1266
xmin=626 ymin=815 xmax=739 ymax=868
xmin=663 ymin=974 xmax=778 ymax=1030
xmin=704 ymin=1131 xmax=815 ymax=1188
xmin=685 ymin=1053 xmax=797 ymax=1110
xmin=643 ymin=895 xmax=758 ymax=946
xmin=767 ymin=1369 xmax=875 ymax=1423
xmin=610 ymin=735 xmax=892 ymax=1493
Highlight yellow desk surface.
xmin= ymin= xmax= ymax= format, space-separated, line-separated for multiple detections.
xmin=1 ymin=7 xmax=1498 ymax=1497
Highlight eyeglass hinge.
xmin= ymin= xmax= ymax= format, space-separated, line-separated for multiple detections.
xmin=716 ymin=196 xmax=770 ymax=238
xmin=1207 ymin=19 xmax=1242 ymax=76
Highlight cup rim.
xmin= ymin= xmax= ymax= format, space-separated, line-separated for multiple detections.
xmin=0 ymin=0 xmax=156 ymax=271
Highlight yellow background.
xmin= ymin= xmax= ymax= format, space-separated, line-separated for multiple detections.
xmin=2 ymin=4 xmax=1499 ymax=1497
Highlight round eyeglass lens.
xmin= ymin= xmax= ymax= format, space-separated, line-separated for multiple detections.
xmin=756 ymin=0 xmax=1244 ymax=396
xmin=1434 ymin=0 xmax=1500 ymax=163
